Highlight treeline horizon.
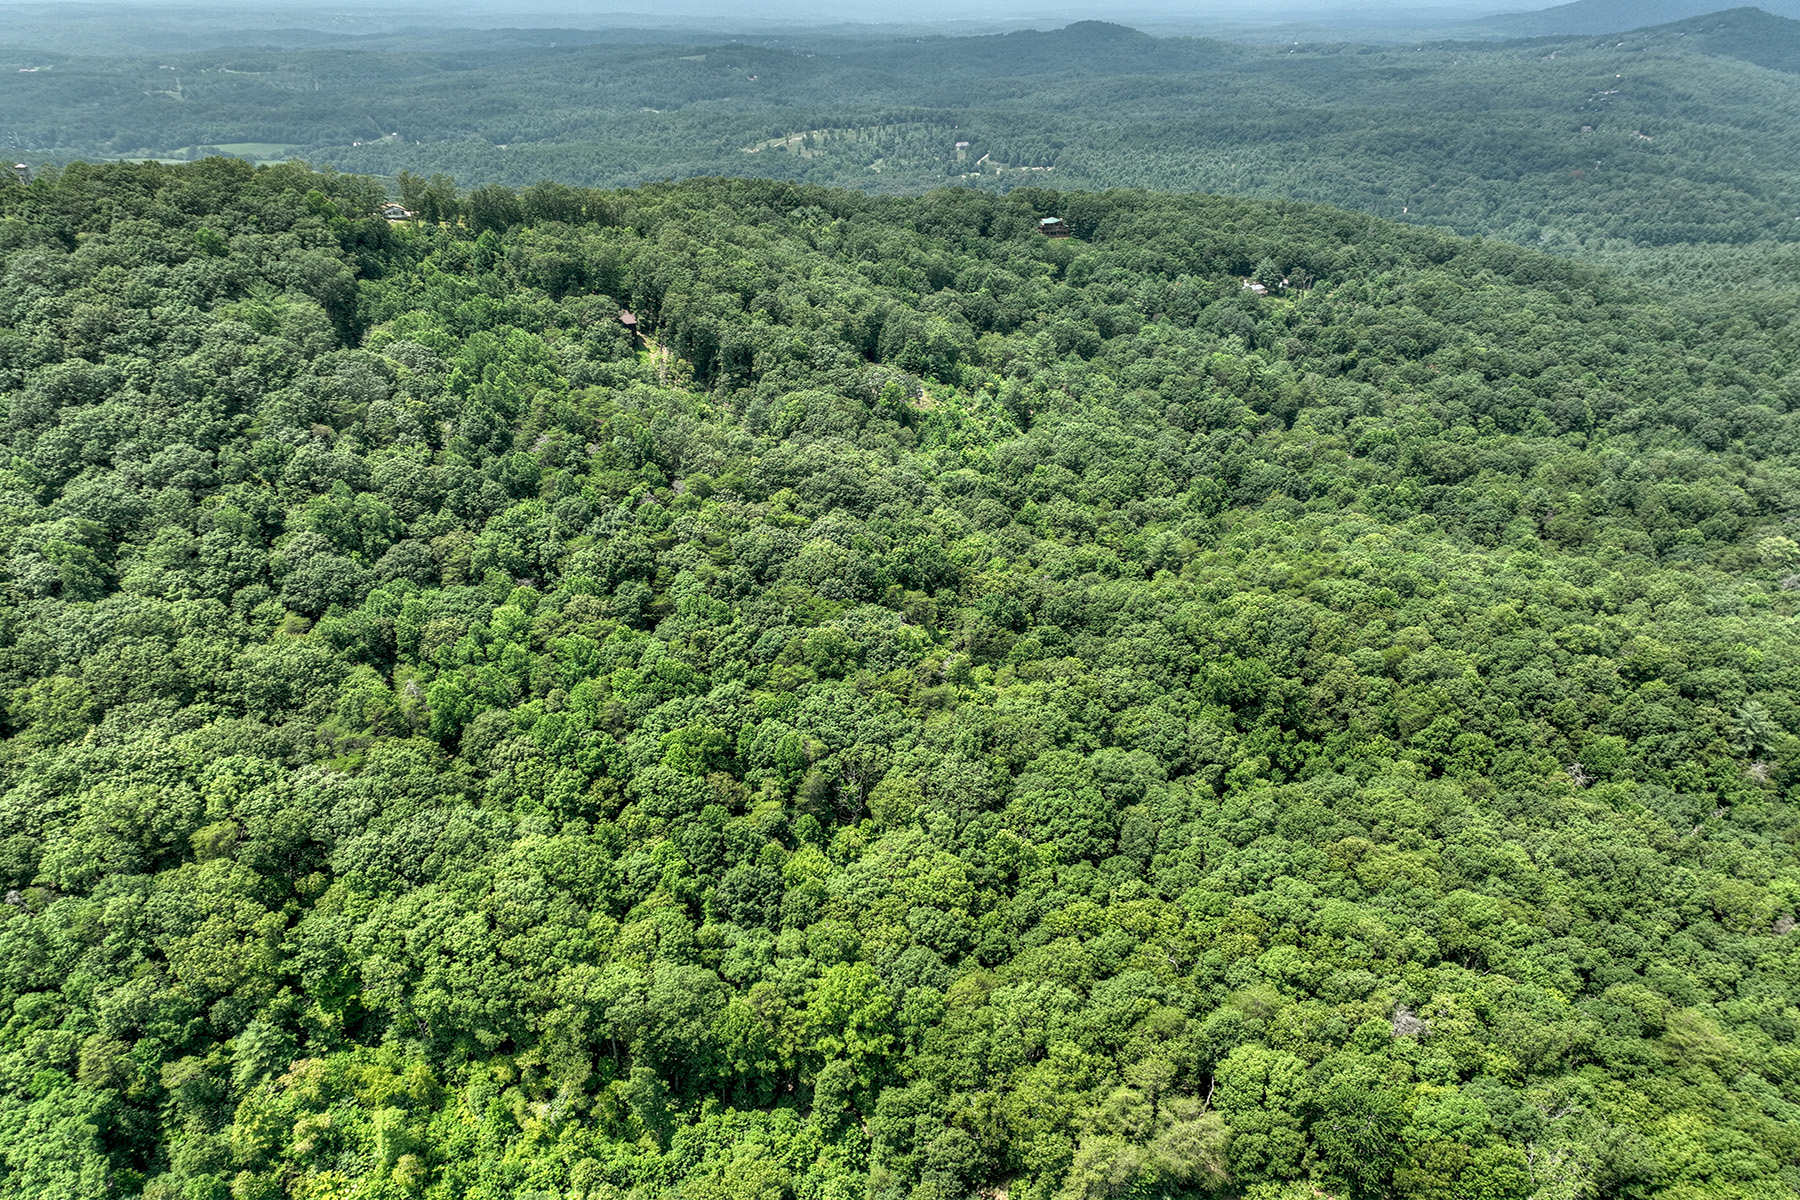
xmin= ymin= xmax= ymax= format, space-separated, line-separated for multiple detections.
xmin=8 ymin=7 xmax=1800 ymax=276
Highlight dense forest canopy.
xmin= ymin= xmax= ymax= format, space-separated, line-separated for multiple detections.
xmin=2 ymin=159 xmax=1800 ymax=1200
xmin=7 ymin=8 xmax=1800 ymax=260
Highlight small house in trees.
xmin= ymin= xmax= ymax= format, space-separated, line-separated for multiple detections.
xmin=378 ymin=202 xmax=413 ymax=222
xmin=1038 ymin=216 xmax=1072 ymax=238
xmin=619 ymin=310 xmax=639 ymax=329
xmin=7 ymin=164 xmax=27 ymax=186
xmin=1244 ymin=275 xmax=1295 ymax=296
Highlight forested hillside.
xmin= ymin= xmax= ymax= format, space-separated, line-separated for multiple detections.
xmin=9 ymin=10 xmax=1800 ymax=259
xmin=1471 ymin=0 xmax=1800 ymax=36
xmin=2 ymin=160 xmax=1800 ymax=1200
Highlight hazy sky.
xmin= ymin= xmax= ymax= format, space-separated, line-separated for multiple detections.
xmin=0 ymin=0 xmax=1578 ymax=45
xmin=61 ymin=0 xmax=1520 ymax=6
xmin=482 ymin=0 xmax=1540 ymax=33
xmin=12 ymin=0 xmax=1538 ymax=16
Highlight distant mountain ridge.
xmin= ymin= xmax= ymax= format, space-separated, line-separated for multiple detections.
xmin=1653 ymin=6 xmax=1800 ymax=72
xmin=1480 ymin=0 xmax=1800 ymax=35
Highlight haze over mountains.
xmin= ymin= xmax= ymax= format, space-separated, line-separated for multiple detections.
xmin=7 ymin=3 xmax=1800 ymax=282
xmin=3 ymin=0 xmax=1800 ymax=50
xmin=1475 ymin=0 xmax=1800 ymax=34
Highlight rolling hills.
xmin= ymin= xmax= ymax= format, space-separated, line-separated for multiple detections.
xmin=2 ymin=7 xmax=1800 ymax=1198
xmin=7 ymin=9 xmax=1800 ymax=267
xmin=1477 ymin=0 xmax=1800 ymax=35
